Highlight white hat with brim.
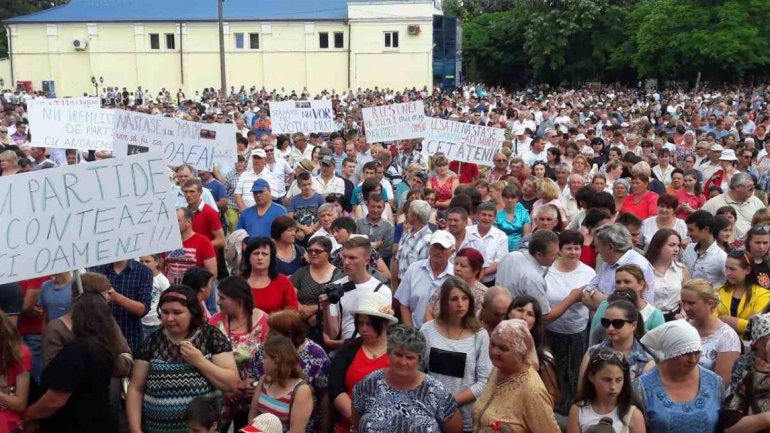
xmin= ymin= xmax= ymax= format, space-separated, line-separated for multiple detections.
xmin=719 ymin=149 xmax=738 ymax=161
xmin=350 ymin=292 xmax=398 ymax=324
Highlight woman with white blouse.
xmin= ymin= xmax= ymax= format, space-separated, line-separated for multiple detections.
xmin=644 ymin=229 xmax=689 ymax=321
xmin=640 ymin=193 xmax=688 ymax=249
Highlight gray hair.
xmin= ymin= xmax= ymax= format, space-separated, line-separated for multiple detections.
xmin=317 ymin=203 xmax=337 ymax=216
xmin=483 ymin=285 xmax=512 ymax=307
xmin=729 ymin=172 xmax=753 ymax=190
xmin=594 ymin=223 xmax=633 ymax=253
xmin=555 ymin=163 xmax=571 ymax=173
xmin=613 ymin=178 xmax=630 ymax=192
xmin=387 ymin=325 xmax=426 ymax=359
xmin=409 ymin=200 xmax=431 ymax=223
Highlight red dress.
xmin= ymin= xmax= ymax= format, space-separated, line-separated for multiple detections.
xmin=430 ymin=175 xmax=457 ymax=203
xmin=250 ymin=274 xmax=299 ymax=314
xmin=620 ymin=191 xmax=659 ymax=220
xmin=0 ymin=345 xmax=31 ymax=432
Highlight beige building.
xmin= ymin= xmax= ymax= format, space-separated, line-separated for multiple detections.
xmin=2 ymin=0 xmax=454 ymax=97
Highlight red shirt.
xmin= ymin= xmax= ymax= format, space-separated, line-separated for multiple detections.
xmin=16 ymin=277 xmax=50 ymax=335
xmin=250 ymin=274 xmax=299 ymax=314
xmin=449 ymin=161 xmax=480 ymax=184
xmin=334 ymin=347 xmax=389 ymax=432
xmin=164 ymin=233 xmax=216 ymax=284
xmin=1 ymin=345 xmax=31 ymax=431
xmin=191 ymin=203 xmax=222 ymax=241
xmin=673 ymin=189 xmax=706 ymax=219
xmin=620 ymin=191 xmax=659 ymax=220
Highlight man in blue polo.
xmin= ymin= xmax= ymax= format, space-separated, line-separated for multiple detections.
xmin=236 ymin=178 xmax=287 ymax=238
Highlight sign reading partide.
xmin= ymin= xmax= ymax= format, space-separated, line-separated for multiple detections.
xmin=422 ymin=118 xmax=505 ymax=167
xmin=28 ymin=104 xmax=114 ymax=151
xmin=270 ymin=100 xmax=335 ymax=134
xmin=0 ymin=153 xmax=182 ymax=284
xmin=362 ymin=101 xmax=426 ymax=143
xmin=111 ymin=110 xmax=237 ymax=172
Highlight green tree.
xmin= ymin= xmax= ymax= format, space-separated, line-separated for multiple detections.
xmin=1 ymin=0 xmax=69 ymax=57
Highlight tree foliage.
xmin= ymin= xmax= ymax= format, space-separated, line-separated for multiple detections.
xmin=457 ymin=0 xmax=770 ymax=85
xmin=1 ymin=0 xmax=69 ymax=57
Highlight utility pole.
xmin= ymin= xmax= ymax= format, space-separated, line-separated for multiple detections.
xmin=218 ymin=0 xmax=227 ymax=98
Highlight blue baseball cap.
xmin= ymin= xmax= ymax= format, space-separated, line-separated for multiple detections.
xmin=251 ymin=178 xmax=270 ymax=193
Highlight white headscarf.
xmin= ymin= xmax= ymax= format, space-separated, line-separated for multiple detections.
xmin=640 ymin=320 xmax=701 ymax=361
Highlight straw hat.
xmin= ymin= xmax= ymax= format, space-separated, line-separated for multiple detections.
xmin=350 ymin=292 xmax=398 ymax=324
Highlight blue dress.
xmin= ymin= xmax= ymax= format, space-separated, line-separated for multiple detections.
xmin=495 ymin=203 xmax=531 ymax=252
xmin=635 ymin=366 xmax=724 ymax=433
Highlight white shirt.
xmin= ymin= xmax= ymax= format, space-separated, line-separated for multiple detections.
xmin=236 ymin=169 xmax=280 ymax=208
xmin=545 ymin=262 xmax=595 ymax=334
xmin=651 ymin=261 xmax=685 ymax=313
xmin=289 ymin=144 xmax=315 ymax=168
xmin=682 ymin=240 xmax=727 ymax=287
xmin=702 ymin=192 xmax=765 ymax=235
xmin=329 ymin=276 xmax=391 ymax=339
xmin=699 ymin=321 xmax=741 ymax=372
xmin=266 ymin=159 xmax=293 ymax=197
xmin=466 ymin=225 xmax=508 ymax=282
xmin=652 ymin=164 xmax=675 ymax=185
xmin=522 ymin=149 xmax=547 ymax=167
xmin=315 ymin=174 xmax=346 ymax=197
xmin=640 ymin=217 xmax=689 ymax=249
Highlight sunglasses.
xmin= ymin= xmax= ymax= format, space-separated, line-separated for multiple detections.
xmin=752 ymin=224 xmax=770 ymax=234
xmin=591 ymin=348 xmax=626 ymax=364
xmin=264 ymin=148 xmax=274 ymax=153
xmin=600 ymin=318 xmax=635 ymax=329
xmin=307 ymin=248 xmax=328 ymax=255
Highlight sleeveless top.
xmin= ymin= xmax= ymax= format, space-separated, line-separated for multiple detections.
xmin=578 ymin=404 xmax=626 ymax=433
xmin=256 ymin=379 xmax=306 ymax=432
xmin=636 ymin=366 xmax=724 ymax=433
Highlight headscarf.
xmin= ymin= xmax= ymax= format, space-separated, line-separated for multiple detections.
xmin=492 ymin=319 xmax=539 ymax=369
xmin=747 ymin=313 xmax=770 ymax=344
xmin=640 ymin=319 xmax=701 ymax=361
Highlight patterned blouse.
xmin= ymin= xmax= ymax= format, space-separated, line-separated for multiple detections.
xmin=353 ymin=370 xmax=458 ymax=433
xmin=136 ymin=324 xmax=232 ymax=433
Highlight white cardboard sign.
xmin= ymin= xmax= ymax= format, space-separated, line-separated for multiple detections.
xmin=27 ymin=105 xmax=114 ymax=151
xmin=270 ymin=100 xmax=336 ymax=134
xmin=28 ymin=97 xmax=101 ymax=108
xmin=362 ymin=101 xmax=426 ymax=143
xmin=0 ymin=152 xmax=182 ymax=284
xmin=422 ymin=118 xmax=505 ymax=167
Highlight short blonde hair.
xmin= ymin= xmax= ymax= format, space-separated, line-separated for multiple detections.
xmin=633 ymin=161 xmax=652 ymax=177
xmin=0 ymin=150 xmax=19 ymax=168
xmin=681 ymin=279 xmax=718 ymax=308
xmin=752 ymin=208 xmax=770 ymax=226
xmin=538 ymin=178 xmax=560 ymax=201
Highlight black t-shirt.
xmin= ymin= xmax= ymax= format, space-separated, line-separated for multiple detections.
xmin=42 ymin=339 xmax=116 ymax=433
xmin=0 ymin=283 xmax=23 ymax=317
xmin=754 ymin=260 xmax=770 ymax=289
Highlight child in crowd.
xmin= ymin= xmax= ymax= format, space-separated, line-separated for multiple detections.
xmin=139 ymin=254 xmax=171 ymax=337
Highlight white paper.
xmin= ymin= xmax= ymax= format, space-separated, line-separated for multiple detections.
xmin=362 ymin=101 xmax=426 ymax=143
xmin=270 ymin=100 xmax=336 ymax=134
xmin=422 ymin=118 xmax=505 ymax=167
xmin=28 ymin=105 xmax=114 ymax=151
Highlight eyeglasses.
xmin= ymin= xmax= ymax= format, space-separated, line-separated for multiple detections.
xmin=307 ymin=248 xmax=327 ymax=255
xmin=600 ymin=318 xmax=635 ymax=329
xmin=264 ymin=148 xmax=274 ymax=153
xmin=591 ymin=348 xmax=626 ymax=364
xmin=494 ymin=159 xmax=507 ymax=163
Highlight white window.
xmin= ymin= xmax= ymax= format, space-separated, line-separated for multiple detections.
xmin=165 ymin=33 xmax=176 ymax=50
xmin=149 ymin=33 xmax=160 ymax=50
xmin=384 ymin=31 xmax=399 ymax=48
xmin=249 ymin=33 xmax=259 ymax=49
xmin=234 ymin=33 xmax=244 ymax=49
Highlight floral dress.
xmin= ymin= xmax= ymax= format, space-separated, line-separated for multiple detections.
xmin=209 ymin=311 xmax=269 ymax=427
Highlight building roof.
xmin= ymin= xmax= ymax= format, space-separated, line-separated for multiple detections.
xmin=4 ymin=0 xmax=356 ymax=23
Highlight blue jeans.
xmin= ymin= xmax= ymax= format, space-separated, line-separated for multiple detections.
xmin=22 ymin=334 xmax=42 ymax=384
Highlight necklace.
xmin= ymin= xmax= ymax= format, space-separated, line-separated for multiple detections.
xmin=443 ymin=323 xmax=465 ymax=340
xmin=362 ymin=343 xmax=387 ymax=359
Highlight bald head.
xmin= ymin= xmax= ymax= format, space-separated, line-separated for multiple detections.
xmin=481 ymin=286 xmax=513 ymax=331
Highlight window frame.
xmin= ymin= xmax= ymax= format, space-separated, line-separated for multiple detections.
xmin=248 ymin=33 xmax=260 ymax=49
xmin=319 ymin=31 xmax=330 ymax=49
xmin=165 ymin=33 xmax=176 ymax=50
xmin=149 ymin=33 xmax=160 ymax=50
xmin=384 ymin=31 xmax=399 ymax=48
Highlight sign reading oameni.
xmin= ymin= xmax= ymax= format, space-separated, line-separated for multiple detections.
xmin=270 ymin=101 xmax=335 ymax=134
xmin=0 ymin=153 xmax=182 ymax=284
xmin=423 ymin=118 xmax=505 ymax=167
xmin=362 ymin=101 xmax=425 ymax=143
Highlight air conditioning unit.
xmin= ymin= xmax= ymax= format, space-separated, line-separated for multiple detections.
xmin=408 ymin=25 xmax=421 ymax=35
xmin=73 ymin=38 xmax=88 ymax=51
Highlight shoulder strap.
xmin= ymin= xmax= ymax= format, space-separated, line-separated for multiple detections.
xmin=620 ymin=405 xmax=635 ymax=433
xmin=374 ymin=282 xmax=384 ymax=293
xmin=288 ymin=379 xmax=308 ymax=414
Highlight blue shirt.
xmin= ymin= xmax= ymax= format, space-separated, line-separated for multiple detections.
xmin=37 ymin=279 xmax=73 ymax=320
xmin=494 ymin=204 xmax=531 ymax=252
xmin=89 ymin=260 xmax=153 ymax=354
xmin=203 ymin=179 xmax=228 ymax=203
xmin=288 ymin=193 xmax=325 ymax=227
xmin=236 ymin=203 xmax=288 ymax=237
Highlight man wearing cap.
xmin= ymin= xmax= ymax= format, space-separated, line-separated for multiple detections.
xmin=235 ymin=148 xmax=281 ymax=210
xmin=395 ymin=230 xmax=455 ymax=328
xmin=285 ymin=159 xmax=324 ymax=201
xmin=289 ymin=132 xmax=314 ymax=168
xmin=702 ymin=172 xmax=764 ymax=234
xmin=694 ymin=140 xmax=711 ymax=167
xmin=236 ymin=178 xmax=288 ymax=238
xmin=700 ymin=144 xmax=724 ymax=180
xmin=316 ymin=153 xmax=345 ymax=197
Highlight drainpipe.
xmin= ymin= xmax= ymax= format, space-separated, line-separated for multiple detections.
xmin=179 ymin=22 xmax=184 ymax=85
xmin=5 ymin=25 xmax=15 ymax=86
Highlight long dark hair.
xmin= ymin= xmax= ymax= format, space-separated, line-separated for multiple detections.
xmin=0 ymin=308 xmax=22 ymax=376
xmin=181 ymin=267 xmax=214 ymax=296
xmin=71 ymin=292 xmax=121 ymax=365
xmin=577 ymin=348 xmax=636 ymax=424
xmin=158 ymin=285 xmax=206 ymax=336
xmin=241 ymin=236 xmax=279 ymax=279
xmin=726 ymin=249 xmax=756 ymax=305
xmin=644 ymin=228 xmax=681 ymax=265
xmin=218 ymin=276 xmax=255 ymax=334
xmin=507 ymin=295 xmax=546 ymax=362
xmin=437 ymin=276 xmax=481 ymax=332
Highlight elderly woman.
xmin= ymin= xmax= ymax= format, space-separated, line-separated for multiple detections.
xmin=0 ymin=150 xmax=20 ymax=176
xmin=472 ymin=319 xmax=561 ymax=433
xmin=620 ymin=173 xmax=659 ymax=220
xmin=310 ymin=203 xmax=341 ymax=252
xmin=329 ymin=292 xmax=396 ymax=433
xmin=421 ymin=276 xmax=492 ymax=432
xmin=612 ymin=179 xmax=630 ymax=213
xmin=635 ymin=320 xmax=725 ymax=433
xmin=352 ymin=325 xmax=463 ymax=433
xmin=126 ymin=286 xmax=239 ymax=433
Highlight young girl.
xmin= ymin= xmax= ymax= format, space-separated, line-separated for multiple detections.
xmin=713 ymin=215 xmax=736 ymax=253
xmin=569 ymin=348 xmax=646 ymax=433
xmin=248 ymin=337 xmax=313 ymax=433
xmin=589 ymin=264 xmax=665 ymax=345
xmin=716 ymin=250 xmax=770 ymax=336
xmin=185 ymin=395 xmax=220 ymax=433
xmin=716 ymin=206 xmax=744 ymax=249
xmin=140 ymin=254 xmax=171 ymax=337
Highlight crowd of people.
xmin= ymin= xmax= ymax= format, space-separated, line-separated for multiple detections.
xmin=2 ymin=82 xmax=770 ymax=433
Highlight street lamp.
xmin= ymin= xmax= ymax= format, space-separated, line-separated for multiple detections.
xmin=218 ymin=0 xmax=227 ymax=98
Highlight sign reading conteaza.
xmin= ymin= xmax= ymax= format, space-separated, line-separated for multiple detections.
xmin=0 ymin=153 xmax=182 ymax=284
xmin=270 ymin=101 xmax=335 ymax=134
xmin=362 ymin=101 xmax=425 ymax=143
xmin=422 ymin=118 xmax=505 ymax=167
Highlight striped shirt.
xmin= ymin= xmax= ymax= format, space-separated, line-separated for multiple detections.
xmin=256 ymin=379 xmax=305 ymax=431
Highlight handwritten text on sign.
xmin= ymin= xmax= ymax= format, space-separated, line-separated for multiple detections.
xmin=362 ymin=101 xmax=426 ymax=143
xmin=28 ymin=105 xmax=114 ymax=151
xmin=112 ymin=110 xmax=235 ymax=171
xmin=422 ymin=118 xmax=505 ymax=167
xmin=0 ymin=153 xmax=182 ymax=284
xmin=28 ymin=97 xmax=101 ymax=108
xmin=270 ymin=101 xmax=336 ymax=134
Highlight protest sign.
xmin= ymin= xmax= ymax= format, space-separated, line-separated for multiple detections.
xmin=270 ymin=100 xmax=335 ymax=134
xmin=112 ymin=110 xmax=236 ymax=172
xmin=362 ymin=101 xmax=426 ymax=143
xmin=27 ymin=104 xmax=114 ymax=151
xmin=28 ymin=97 xmax=101 ymax=109
xmin=0 ymin=152 xmax=182 ymax=284
xmin=422 ymin=118 xmax=505 ymax=167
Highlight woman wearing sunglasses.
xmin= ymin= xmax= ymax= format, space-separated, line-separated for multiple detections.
xmin=579 ymin=298 xmax=656 ymax=392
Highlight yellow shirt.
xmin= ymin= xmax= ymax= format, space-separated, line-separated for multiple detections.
xmin=716 ymin=284 xmax=770 ymax=334
xmin=472 ymin=367 xmax=560 ymax=433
